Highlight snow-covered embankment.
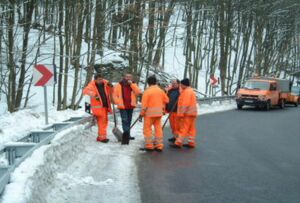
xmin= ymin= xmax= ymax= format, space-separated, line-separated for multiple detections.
xmin=1 ymin=101 xmax=236 ymax=203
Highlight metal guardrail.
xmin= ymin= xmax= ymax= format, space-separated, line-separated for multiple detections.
xmin=0 ymin=95 xmax=235 ymax=196
xmin=198 ymin=95 xmax=235 ymax=104
xmin=85 ymin=95 xmax=236 ymax=114
xmin=0 ymin=116 xmax=93 ymax=195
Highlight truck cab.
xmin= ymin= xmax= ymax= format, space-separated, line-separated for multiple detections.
xmin=236 ymin=78 xmax=289 ymax=110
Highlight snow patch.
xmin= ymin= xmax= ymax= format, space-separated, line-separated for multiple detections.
xmin=56 ymin=173 xmax=114 ymax=187
xmin=199 ymin=101 xmax=236 ymax=115
xmin=0 ymin=125 xmax=87 ymax=203
xmin=0 ymin=107 xmax=86 ymax=151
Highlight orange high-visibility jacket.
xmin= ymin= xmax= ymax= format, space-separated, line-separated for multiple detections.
xmin=177 ymin=87 xmax=197 ymax=117
xmin=83 ymin=80 xmax=112 ymax=116
xmin=141 ymin=85 xmax=169 ymax=117
xmin=113 ymin=82 xmax=141 ymax=109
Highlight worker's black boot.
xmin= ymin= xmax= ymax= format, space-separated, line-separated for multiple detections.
xmin=129 ymin=132 xmax=135 ymax=140
xmin=100 ymin=139 xmax=110 ymax=143
xmin=168 ymin=137 xmax=176 ymax=143
xmin=139 ymin=147 xmax=154 ymax=152
xmin=121 ymin=131 xmax=130 ymax=145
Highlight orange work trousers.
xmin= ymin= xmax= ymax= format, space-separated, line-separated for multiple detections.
xmin=175 ymin=116 xmax=197 ymax=147
xmin=143 ymin=116 xmax=164 ymax=150
xmin=169 ymin=112 xmax=180 ymax=137
xmin=96 ymin=108 xmax=108 ymax=140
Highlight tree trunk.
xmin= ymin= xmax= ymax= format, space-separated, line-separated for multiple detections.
xmin=57 ymin=0 xmax=64 ymax=110
xmin=7 ymin=1 xmax=16 ymax=112
xmin=15 ymin=0 xmax=35 ymax=108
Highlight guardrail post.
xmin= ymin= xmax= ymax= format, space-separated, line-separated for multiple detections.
xmin=5 ymin=148 xmax=15 ymax=166
xmin=33 ymin=133 xmax=40 ymax=143
xmin=0 ymin=116 xmax=90 ymax=195
xmin=5 ymin=143 xmax=36 ymax=165
xmin=18 ymin=131 xmax=53 ymax=143
xmin=0 ymin=167 xmax=10 ymax=194
xmin=31 ymin=131 xmax=53 ymax=143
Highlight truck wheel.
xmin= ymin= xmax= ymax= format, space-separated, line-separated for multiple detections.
xmin=237 ymin=104 xmax=243 ymax=110
xmin=295 ymin=102 xmax=298 ymax=107
xmin=265 ymin=101 xmax=271 ymax=111
xmin=279 ymin=99 xmax=285 ymax=109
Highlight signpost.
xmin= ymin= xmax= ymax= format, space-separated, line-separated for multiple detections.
xmin=210 ymin=74 xmax=219 ymax=96
xmin=210 ymin=74 xmax=218 ymax=87
xmin=33 ymin=64 xmax=54 ymax=125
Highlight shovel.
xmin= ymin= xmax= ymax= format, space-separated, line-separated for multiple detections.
xmin=130 ymin=107 xmax=148 ymax=130
xmin=110 ymin=93 xmax=123 ymax=142
xmin=130 ymin=115 xmax=141 ymax=130
xmin=162 ymin=98 xmax=179 ymax=130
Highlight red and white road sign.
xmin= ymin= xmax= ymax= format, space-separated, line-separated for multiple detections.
xmin=33 ymin=64 xmax=54 ymax=86
xmin=210 ymin=75 xmax=218 ymax=87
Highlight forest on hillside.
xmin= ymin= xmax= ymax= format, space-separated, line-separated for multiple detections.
xmin=0 ymin=0 xmax=299 ymax=112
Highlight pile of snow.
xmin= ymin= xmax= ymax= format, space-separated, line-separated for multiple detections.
xmin=1 ymin=117 xmax=143 ymax=203
xmin=0 ymin=106 xmax=85 ymax=151
xmin=0 ymin=125 xmax=88 ymax=203
xmin=199 ymin=100 xmax=236 ymax=115
xmin=1 ymin=101 xmax=235 ymax=203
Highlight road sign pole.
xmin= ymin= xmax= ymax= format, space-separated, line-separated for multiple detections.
xmin=33 ymin=64 xmax=54 ymax=125
xmin=44 ymin=86 xmax=49 ymax=125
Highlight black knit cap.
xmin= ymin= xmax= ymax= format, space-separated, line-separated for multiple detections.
xmin=180 ymin=78 xmax=190 ymax=86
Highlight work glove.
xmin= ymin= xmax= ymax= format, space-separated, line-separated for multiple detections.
xmin=107 ymin=82 xmax=113 ymax=87
xmin=95 ymin=96 xmax=100 ymax=101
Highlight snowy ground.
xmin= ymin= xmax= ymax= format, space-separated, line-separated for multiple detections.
xmin=1 ymin=113 xmax=143 ymax=203
xmin=0 ymin=105 xmax=85 ymax=151
xmin=0 ymin=101 xmax=236 ymax=203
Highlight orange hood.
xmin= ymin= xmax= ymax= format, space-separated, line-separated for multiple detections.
xmin=237 ymin=88 xmax=269 ymax=96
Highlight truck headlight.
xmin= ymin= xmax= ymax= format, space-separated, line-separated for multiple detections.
xmin=258 ymin=95 xmax=267 ymax=100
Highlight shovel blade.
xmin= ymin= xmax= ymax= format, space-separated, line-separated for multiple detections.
xmin=112 ymin=127 xmax=122 ymax=142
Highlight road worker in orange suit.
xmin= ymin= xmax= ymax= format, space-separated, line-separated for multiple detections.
xmin=171 ymin=78 xmax=198 ymax=148
xmin=166 ymin=79 xmax=181 ymax=143
xmin=139 ymin=76 xmax=169 ymax=152
xmin=113 ymin=73 xmax=142 ymax=143
xmin=83 ymin=73 xmax=113 ymax=143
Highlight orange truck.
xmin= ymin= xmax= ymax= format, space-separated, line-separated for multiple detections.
xmin=236 ymin=77 xmax=295 ymax=110
xmin=287 ymin=86 xmax=300 ymax=107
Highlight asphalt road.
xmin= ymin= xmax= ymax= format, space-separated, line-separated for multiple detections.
xmin=138 ymin=106 xmax=300 ymax=203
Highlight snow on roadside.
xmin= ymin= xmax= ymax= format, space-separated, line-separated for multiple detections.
xmin=40 ymin=116 xmax=143 ymax=203
xmin=0 ymin=106 xmax=86 ymax=151
xmin=0 ymin=101 xmax=235 ymax=203
xmin=0 ymin=125 xmax=87 ymax=203
xmin=199 ymin=100 xmax=236 ymax=115
xmin=1 ymin=116 xmax=143 ymax=203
